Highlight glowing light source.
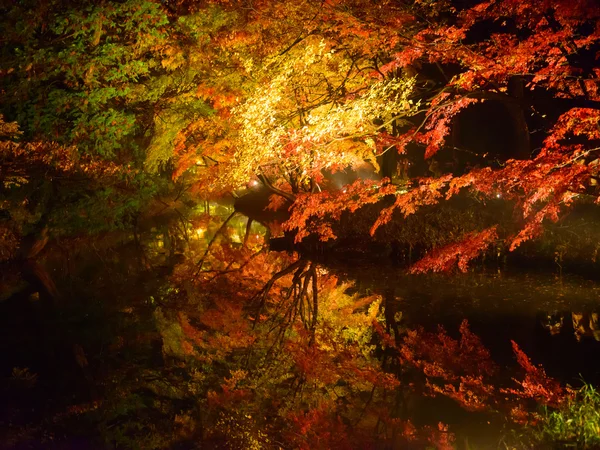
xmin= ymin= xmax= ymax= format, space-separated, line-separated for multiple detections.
xmin=195 ymin=227 xmax=205 ymax=238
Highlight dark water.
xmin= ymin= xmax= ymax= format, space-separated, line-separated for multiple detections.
xmin=321 ymin=263 xmax=600 ymax=445
xmin=2 ymin=224 xmax=600 ymax=447
xmin=0 ymin=236 xmax=162 ymax=449
xmin=329 ymin=262 xmax=600 ymax=385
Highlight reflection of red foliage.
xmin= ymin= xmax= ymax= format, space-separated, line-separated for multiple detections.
xmin=425 ymin=422 xmax=456 ymax=450
xmin=286 ymin=404 xmax=353 ymax=450
xmin=400 ymin=321 xmax=570 ymax=420
xmin=502 ymin=340 xmax=567 ymax=408
xmin=372 ymin=319 xmax=398 ymax=349
xmin=207 ymin=386 xmax=252 ymax=409
xmin=400 ymin=320 xmax=498 ymax=412
xmin=428 ymin=376 xmax=496 ymax=412
xmin=401 ymin=320 xmax=497 ymax=380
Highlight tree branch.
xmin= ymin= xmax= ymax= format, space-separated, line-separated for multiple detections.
xmin=257 ymin=172 xmax=296 ymax=203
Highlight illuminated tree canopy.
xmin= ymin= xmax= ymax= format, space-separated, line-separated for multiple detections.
xmin=2 ymin=0 xmax=599 ymax=270
xmin=168 ymin=0 xmax=600 ymax=270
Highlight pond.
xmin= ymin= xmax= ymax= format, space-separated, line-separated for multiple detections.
xmin=1 ymin=208 xmax=600 ymax=448
xmin=328 ymin=262 xmax=600 ymax=384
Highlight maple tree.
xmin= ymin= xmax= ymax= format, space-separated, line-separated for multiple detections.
xmin=3 ymin=0 xmax=599 ymax=268
xmin=164 ymin=0 xmax=600 ymax=272
xmin=0 ymin=0 xmax=226 ymax=246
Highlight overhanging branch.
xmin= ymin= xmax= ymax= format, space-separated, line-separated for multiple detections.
xmin=257 ymin=172 xmax=296 ymax=203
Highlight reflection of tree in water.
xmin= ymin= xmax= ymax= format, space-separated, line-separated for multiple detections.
xmin=8 ymin=214 xmax=584 ymax=449
xmin=151 ymin=237 xmax=578 ymax=448
xmin=157 ymin=241 xmax=437 ymax=448
xmin=540 ymin=311 xmax=600 ymax=342
xmin=252 ymin=259 xmax=318 ymax=345
xmin=3 ymin=211 xmax=594 ymax=448
xmin=572 ymin=312 xmax=600 ymax=342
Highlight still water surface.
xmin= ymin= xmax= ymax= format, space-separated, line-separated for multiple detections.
xmin=328 ymin=262 xmax=600 ymax=384
xmin=2 ymin=213 xmax=600 ymax=447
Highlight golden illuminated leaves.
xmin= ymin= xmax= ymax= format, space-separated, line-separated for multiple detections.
xmin=229 ymin=37 xmax=417 ymax=188
xmin=167 ymin=0 xmax=600 ymax=273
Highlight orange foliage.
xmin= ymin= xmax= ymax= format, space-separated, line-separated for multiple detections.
xmin=168 ymin=0 xmax=600 ymax=272
xmin=409 ymin=227 xmax=498 ymax=273
xmin=399 ymin=320 xmax=571 ymax=422
xmin=501 ymin=340 xmax=568 ymax=408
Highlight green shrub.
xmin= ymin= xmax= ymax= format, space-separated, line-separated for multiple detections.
xmin=533 ymin=383 xmax=600 ymax=448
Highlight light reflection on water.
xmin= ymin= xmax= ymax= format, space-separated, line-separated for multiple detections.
xmin=321 ymin=262 xmax=600 ymax=384
xmin=3 ymin=208 xmax=600 ymax=448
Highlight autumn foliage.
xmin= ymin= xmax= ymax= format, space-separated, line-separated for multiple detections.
xmin=2 ymin=0 xmax=600 ymax=269
xmin=159 ymin=0 xmax=600 ymax=272
xmin=154 ymin=235 xmax=576 ymax=447
xmin=1 ymin=0 xmax=599 ymax=447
